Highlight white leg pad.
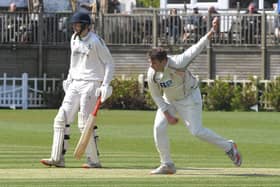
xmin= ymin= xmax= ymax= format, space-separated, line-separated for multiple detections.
xmin=51 ymin=108 xmax=66 ymax=162
xmin=78 ymin=112 xmax=99 ymax=163
xmin=51 ymin=127 xmax=64 ymax=162
xmin=85 ymin=133 xmax=100 ymax=163
xmin=78 ymin=112 xmax=85 ymax=130
xmin=62 ymin=124 xmax=71 ymax=155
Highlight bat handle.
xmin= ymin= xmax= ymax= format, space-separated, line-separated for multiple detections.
xmin=92 ymin=96 xmax=101 ymax=117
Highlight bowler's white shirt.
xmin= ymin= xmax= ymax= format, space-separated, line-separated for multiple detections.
xmin=147 ymin=35 xmax=209 ymax=112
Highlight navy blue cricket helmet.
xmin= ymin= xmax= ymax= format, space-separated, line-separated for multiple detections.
xmin=70 ymin=12 xmax=91 ymax=25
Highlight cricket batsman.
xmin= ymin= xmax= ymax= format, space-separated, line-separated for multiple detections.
xmin=40 ymin=11 xmax=114 ymax=168
xmin=147 ymin=17 xmax=242 ymax=174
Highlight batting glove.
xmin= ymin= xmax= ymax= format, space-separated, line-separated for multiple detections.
xmin=95 ymin=84 xmax=112 ymax=103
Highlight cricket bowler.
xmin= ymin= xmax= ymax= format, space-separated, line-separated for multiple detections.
xmin=40 ymin=11 xmax=114 ymax=168
xmin=147 ymin=17 xmax=242 ymax=174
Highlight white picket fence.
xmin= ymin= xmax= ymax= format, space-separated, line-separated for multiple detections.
xmin=0 ymin=73 xmax=62 ymax=109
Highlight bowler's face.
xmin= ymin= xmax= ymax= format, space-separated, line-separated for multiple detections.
xmin=149 ymin=59 xmax=165 ymax=72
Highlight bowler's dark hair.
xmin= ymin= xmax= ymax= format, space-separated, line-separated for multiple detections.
xmin=148 ymin=47 xmax=167 ymax=62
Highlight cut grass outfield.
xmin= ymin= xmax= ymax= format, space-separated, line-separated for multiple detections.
xmin=0 ymin=110 xmax=279 ymax=186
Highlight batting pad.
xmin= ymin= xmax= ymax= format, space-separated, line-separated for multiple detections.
xmin=85 ymin=133 xmax=100 ymax=163
xmin=51 ymin=127 xmax=64 ymax=162
xmin=62 ymin=124 xmax=71 ymax=155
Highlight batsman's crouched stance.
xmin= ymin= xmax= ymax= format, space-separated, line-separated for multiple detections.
xmin=40 ymin=11 xmax=114 ymax=168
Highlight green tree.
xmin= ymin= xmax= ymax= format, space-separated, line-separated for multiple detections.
xmin=136 ymin=0 xmax=160 ymax=8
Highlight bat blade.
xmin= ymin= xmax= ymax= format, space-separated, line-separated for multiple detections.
xmin=73 ymin=97 xmax=101 ymax=160
xmin=73 ymin=115 xmax=96 ymax=160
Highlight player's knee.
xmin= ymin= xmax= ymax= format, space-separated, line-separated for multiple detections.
xmin=154 ymin=124 xmax=167 ymax=135
xmin=54 ymin=108 xmax=66 ymax=129
xmin=190 ymin=127 xmax=204 ymax=138
xmin=78 ymin=111 xmax=87 ymax=132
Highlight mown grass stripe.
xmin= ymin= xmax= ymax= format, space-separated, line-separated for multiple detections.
xmin=0 ymin=168 xmax=280 ymax=179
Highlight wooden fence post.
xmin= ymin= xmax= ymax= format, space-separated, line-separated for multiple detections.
xmin=152 ymin=9 xmax=158 ymax=47
xmin=38 ymin=5 xmax=44 ymax=77
xmin=207 ymin=11 xmax=214 ymax=79
xmin=3 ymin=73 xmax=7 ymax=105
xmin=261 ymin=10 xmax=268 ymax=80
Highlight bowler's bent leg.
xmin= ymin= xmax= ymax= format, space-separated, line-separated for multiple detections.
xmin=176 ymin=89 xmax=232 ymax=152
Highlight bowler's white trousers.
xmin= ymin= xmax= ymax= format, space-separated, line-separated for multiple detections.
xmin=153 ymin=88 xmax=232 ymax=165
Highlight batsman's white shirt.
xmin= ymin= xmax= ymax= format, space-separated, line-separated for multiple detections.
xmin=63 ymin=31 xmax=114 ymax=123
xmin=147 ymin=35 xmax=231 ymax=165
xmin=69 ymin=31 xmax=114 ymax=84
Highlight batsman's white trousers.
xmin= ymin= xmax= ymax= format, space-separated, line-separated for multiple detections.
xmin=62 ymin=80 xmax=100 ymax=124
xmin=153 ymin=88 xmax=232 ymax=165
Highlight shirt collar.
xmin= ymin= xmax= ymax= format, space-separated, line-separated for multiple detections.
xmin=80 ymin=32 xmax=91 ymax=41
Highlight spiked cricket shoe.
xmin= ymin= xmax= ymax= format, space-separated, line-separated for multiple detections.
xmin=40 ymin=157 xmax=65 ymax=168
xmin=150 ymin=163 xmax=176 ymax=175
xmin=226 ymin=140 xmax=242 ymax=167
xmin=82 ymin=162 xmax=102 ymax=169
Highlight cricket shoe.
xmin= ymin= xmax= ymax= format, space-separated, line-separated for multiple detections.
xmin=150 ymin=163 xmax=176 ymax=175
xmin=40 ymin=157 xmax=65 ymax=168
xmin=226 ymin=140 xmax=242 ymax=167
xmin=82 ymin=157 xmax=102 ymax=169
xmin=82 ymin=162 xmax=102 ymax=169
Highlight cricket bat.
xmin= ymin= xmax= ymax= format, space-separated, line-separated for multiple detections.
xmin=74 ymin=97 xmax=102 ymax=160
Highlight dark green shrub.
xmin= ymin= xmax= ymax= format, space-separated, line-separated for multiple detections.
xmin=102 ymin=78 xmax=156 ymax=110
xmin=204 ymin=79 xmax=235 ymax=111
xmin=143 ymin=90 xmax=157 ymax=110
xmin=231 ymin=79 xmax=258 ymax=111
xmin=230 ymin=85 xmax=243 ymax=110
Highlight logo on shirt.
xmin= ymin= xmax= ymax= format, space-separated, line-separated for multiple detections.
xmin=159 ymin=80 xmax=173 ymax=88
xmin=73 ymin=50 xmax=89 ymax=57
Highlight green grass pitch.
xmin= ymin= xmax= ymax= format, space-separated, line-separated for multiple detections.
xmin=0 ymin=109 xmax=280 ymax=186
